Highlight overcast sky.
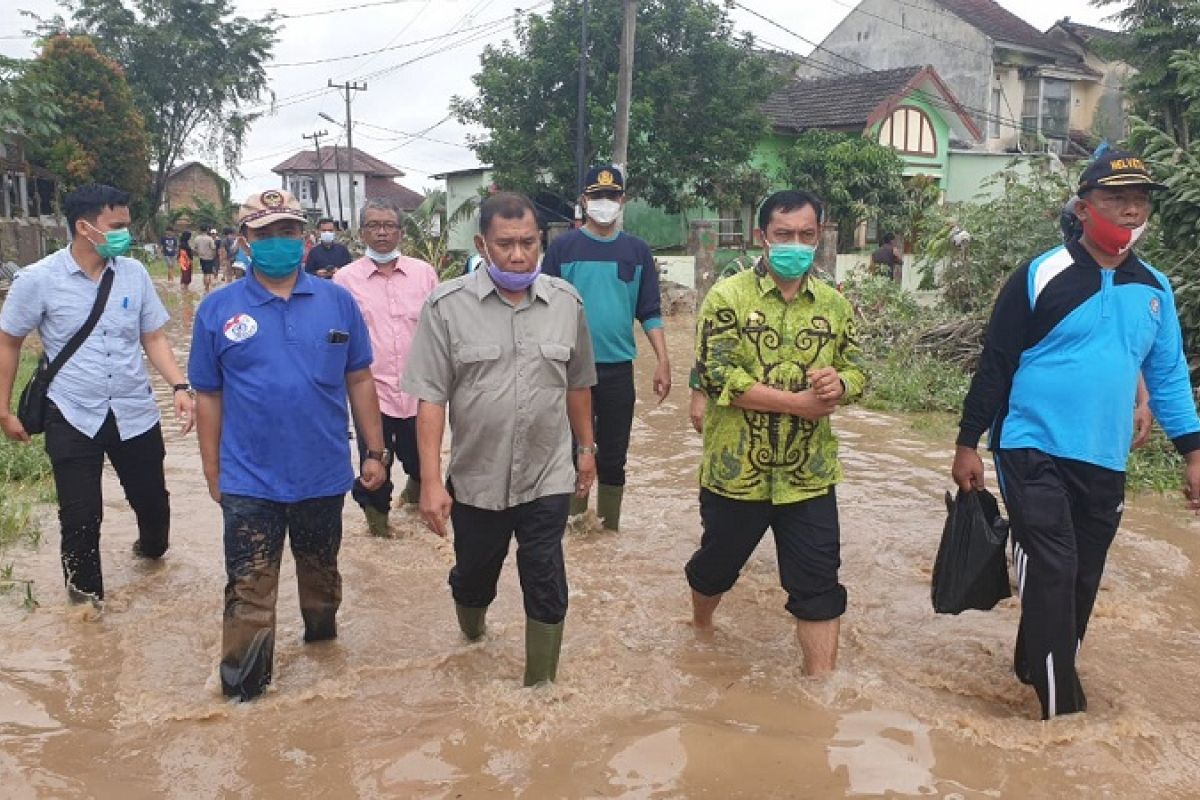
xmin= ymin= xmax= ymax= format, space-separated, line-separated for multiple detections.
xmin=1 ymin=0 xmax=1116 ymax=198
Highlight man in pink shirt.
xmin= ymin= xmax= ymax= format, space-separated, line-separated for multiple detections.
xmin=334 ymin=198 xmax=439 ymax=536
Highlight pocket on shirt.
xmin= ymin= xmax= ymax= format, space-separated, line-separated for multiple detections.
xmin=536 ymin=342 xmax=571 ymax=387
xmin=316 ymin=341 xmax=349 ymax=386
xmin=455 ymin=343 xmax=503 ymax=391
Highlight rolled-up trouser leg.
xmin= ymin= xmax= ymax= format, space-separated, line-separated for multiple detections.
xmin=513 ymin=493 xmax=570 ymax=624
xmin=288 ymin=495 xmax=345 ymax=642
xmin=219 ymin=494 xmax=288 ymax=701
xmin=44 ymin=405 xmax=107 ymax=600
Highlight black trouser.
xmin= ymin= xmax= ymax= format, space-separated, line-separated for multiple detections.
xmin=592 ymin=361 xmax=636 ymax=487
xmin=686 ymin=487 xmax=847 ymax=621
xmin=448 ymin=490 xmax=570 ymax=624
xmin=219 ymin=493 xmax=344 ymax=701
xmin=43 ymin=406 xmax=169 ymax=600
xmin=995 ymin=448 xmax=1124 ymax=719
xmin=351 ymin=413 xmax=420 ymax=513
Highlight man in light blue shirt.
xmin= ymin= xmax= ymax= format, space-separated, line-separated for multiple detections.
xmin=0 ymin=184 xmax=194 ymax=604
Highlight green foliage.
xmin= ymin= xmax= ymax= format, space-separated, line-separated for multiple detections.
xmin=39 ymin=0 xmax=278 ymax=222
xmin=880 ymin=175 xmax=942 ymax=251
xmin=777 ymin=130 xmax=906 ymax=244
xmin=452 ymin=0 xmax=779 ymax=212
xmin=22 ymin=35 xmax=149 ymax=197
xmin=400 ymin=189 xmax=478 ymax=279
xmin=1092 ymin=0 xmax=1200 ymax=148
xmin=1126 ymin=429 xmax=1186 ymax=492
xmin=0 ymin=54 xmax=62 ymax=140
xmin=861 ymin=352 xmax=971 ymax=414
xmin=178 ymin=196 xmax=238 ymax=232
xmin=919 ymin=161 xmax=1072 ymax=314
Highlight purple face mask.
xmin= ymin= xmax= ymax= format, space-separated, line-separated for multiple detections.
xmin=485 ymin=254 xmax=541 ymax=292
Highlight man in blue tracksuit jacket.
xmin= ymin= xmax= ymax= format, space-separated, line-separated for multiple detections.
xmin=952 ymin=150 xmax=1200 ymax=720
xmin=543 ymin=165 xmax=672 ymax=530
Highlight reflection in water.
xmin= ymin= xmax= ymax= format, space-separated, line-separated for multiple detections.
xmin=2 ymin=300 xmax=1200 ymax=797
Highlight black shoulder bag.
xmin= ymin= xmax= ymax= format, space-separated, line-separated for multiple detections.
xmin=17 ymin=267 xmax=115 ymax=435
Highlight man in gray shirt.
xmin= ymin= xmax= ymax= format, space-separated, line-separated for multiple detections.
xmin=404 ymin=191 xmax=597 ymax=686
xmin=0 ymin=183 xmax=194 ymax=605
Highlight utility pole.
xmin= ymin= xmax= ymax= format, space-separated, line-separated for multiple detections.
xmin=612 ymin=0 xmax=636 ymax=174
xmin=302 ymin=129 xmax=333 ymax=219
xmin=328 ymin=79 xmax=367 ymax=231
xmin=574 ymin=0 xmax=589 ymax=210
xmin=332 ymin=142 xmax=345 ymax=227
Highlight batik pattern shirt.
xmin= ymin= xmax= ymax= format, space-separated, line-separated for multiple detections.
xmin=695 ymin=265 xmax=866 ymax=503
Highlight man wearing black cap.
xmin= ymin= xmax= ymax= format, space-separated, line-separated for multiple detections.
xmin=952 ymin=150 xmax=1200 ymax=719
xmin=542 ymin=165 xmax=671 ymax=531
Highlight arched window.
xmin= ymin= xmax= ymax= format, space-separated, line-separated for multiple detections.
xmin=878 ymin=106 xmax=937 ymax=156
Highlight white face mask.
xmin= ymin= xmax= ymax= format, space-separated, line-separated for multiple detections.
xmin=366 ymin=247 xmax=400 ymax=264
xmin=319 ymin=231 xmax=336 ymax=244
xmin=586 ymin=198 xmax=621 ymax=225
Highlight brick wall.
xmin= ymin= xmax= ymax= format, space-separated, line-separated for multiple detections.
xmin=164 ymin=165 xmax=223 ymax=212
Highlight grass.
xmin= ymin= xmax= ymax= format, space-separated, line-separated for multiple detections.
xmin=860 ymin=351 xmax=971 ymax=415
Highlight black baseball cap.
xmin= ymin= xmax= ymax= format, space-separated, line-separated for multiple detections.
xmin=1077 ymin=149 xmax=1167 ymax=194
xmin=583 ymin=165 xmax=625 ymax=195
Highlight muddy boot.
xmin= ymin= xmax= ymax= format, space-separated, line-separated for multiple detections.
xmin=221 ymin=628 xmax=275 ymax=702
xmin=523 ymin=617 xmax=564 ymax=687
xmin=596 ymin=484 xmax=624 ymax=531
xmin=568 ymin=493 xmax=588 ymax=517
xmin=455 ymin=603 xmax=488 ymax=642
xmin=400 ymin=477 xmax=421 ymax=506
xmin=363 ymin=506 xmax=391 ymax=538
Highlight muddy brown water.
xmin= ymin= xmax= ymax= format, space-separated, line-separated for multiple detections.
xmin=3 ymin=287 xmax=1200 ymax=799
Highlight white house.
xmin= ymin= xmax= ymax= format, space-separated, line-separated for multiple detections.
xmin=272 ymin=146 xmax=423 ymax=229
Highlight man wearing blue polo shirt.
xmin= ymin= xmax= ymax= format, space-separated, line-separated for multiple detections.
xmin=189 ymin=189 xmax=387 ymax=702
xmin=542 ymin=165 xmax=671 ymax=530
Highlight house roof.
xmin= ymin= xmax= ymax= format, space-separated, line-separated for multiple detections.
xmin=272 ymin=146 xmax=403 ymax=178
xmin=931 ymin=0 xmax=1074 ymax=57
xmin=762 ymin=65 xmax=983 ymax=141
xmin=1049 ymin=17 xmax=1124 ymax=48
xmin=364 ymin=176 xmax=424 ymax=211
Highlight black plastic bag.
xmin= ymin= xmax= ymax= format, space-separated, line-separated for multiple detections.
xmin=931 ymin=488 xmax=1011 ymax=614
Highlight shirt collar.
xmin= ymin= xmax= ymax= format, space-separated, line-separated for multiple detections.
xmin=245 ymin=267 xmax=315 ymax=305
xmin=581 ymin=227 xmax=620 ymax=244
xmin=62 ymin=246 xmax=114 ymax=277
xmin=753 ymin=260 xmax=816 ymax=300
xmin=471 ymin=266 xmax=551 ymax=304
xmin=1066 ymin=239 xmax=1140 ymax=275
xmin=370 ymin=255 xmax=409 ymax=277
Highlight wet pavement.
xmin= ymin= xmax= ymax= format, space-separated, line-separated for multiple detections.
xmin=3 ymin=286 xmax=1200 ymax=798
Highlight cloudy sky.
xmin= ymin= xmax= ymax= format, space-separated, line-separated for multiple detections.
xmin=1 ymin=0 xmax=1116 ymax=198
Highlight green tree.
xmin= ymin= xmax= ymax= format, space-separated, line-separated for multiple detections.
xmin=777 ymin=129 xmax=907 ymax=246
xmin=401 ymin=189 xmax=478 ymax=279
xmin=451 ymin=0 xmax=779 ymax=212
xmin=38 ymin=0 xmax=277 ymax=221
xmin=22 ymin=35 xmax=149 ymax=197
xmin=0 ymin=55 xmax=62 ymax=141
xmin=1092 ymin=0 xmax=1200 ymax=148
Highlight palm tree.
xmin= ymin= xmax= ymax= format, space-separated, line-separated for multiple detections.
xmin=401 ymin=189 xmax=477 ymax=280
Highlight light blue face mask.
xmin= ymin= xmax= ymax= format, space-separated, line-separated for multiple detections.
xmin=250 ymin=237 xmax=304 ymax=278
xmin=767 ymin=242 xmax=817 ymax=280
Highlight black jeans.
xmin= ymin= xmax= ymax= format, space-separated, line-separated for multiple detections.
xmin=448 ymin=491 xmax=571 ymax=624
xmin=219 ymin=493 xmax=345 ymax=701
xmin=994 ymin=448 xmax=1124 ymax=719
xmin=351 ymin=412 xmax=420 ymax=513
xmin=43 ymin=406 xmax=169 ymax=600
xmin=592 ymin=362 xmax=636 ymax=487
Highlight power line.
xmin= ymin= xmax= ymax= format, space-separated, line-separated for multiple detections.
xmin=276 ymin=0 xmax=427 ymax=20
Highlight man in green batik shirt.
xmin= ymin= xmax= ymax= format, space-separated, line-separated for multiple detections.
xmin=686 ymin=189 xmax=866 ymax=676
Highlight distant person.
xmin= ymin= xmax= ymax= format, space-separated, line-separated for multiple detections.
xmin=689 ymin=189 xmax=865 ymax=677
xmin=542 ymin=165 xmax=671 ymax=531
xmin=193 ymin=228 xmax=219 ymax=292
xmin=952 ymin=150 xmax=1200 ymax=719
xmin=160 ymin=227 xmax=179 ymax=282
xmin=178 ymin=229 xmax=194 ymax=291
xmin=0 ymin=183 xmax=194 ymax=605
xmin=189 ymin=189 xmax=386 ymax=701
xmin=230 ymin=227 xmax=251 ymax=280
xmin=219 ymin=227 xmax=237 ymax=283
xmin=305 ymin=217 xmax=353 ymax=278
xmin=870 ymin=232 xmax=903 ymax=282
xmin=404 ymin=191 xmax=597 ymax=686
xmin=334 ymin=198 xmax=438 ymax=537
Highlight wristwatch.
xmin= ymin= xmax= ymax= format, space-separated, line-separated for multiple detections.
xmin=172 ymin=383 xmax=194 ymax=396
xmin=575 ymin=444 xmax=598 ymax=456
xmin=365 ymin=448 xmax=393 ymax=468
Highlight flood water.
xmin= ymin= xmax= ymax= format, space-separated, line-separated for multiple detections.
xmin=3 ymin=285 xmax=1200 ymax=799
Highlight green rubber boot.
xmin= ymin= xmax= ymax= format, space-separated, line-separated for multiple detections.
xmin=455 ymin=603 xmax=488 ymax=642
xmin=364 ymin=505 xmax=391 ymax=538
xmin=596 ymin=483 xmax=624 ymax=531
xmin=400 ymin=476 xmax=421 ymax=505
xmin=523 ymin=617 xmax=564 ymax=686
xmin=568 ymin=492 xmax=588 ymax=517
